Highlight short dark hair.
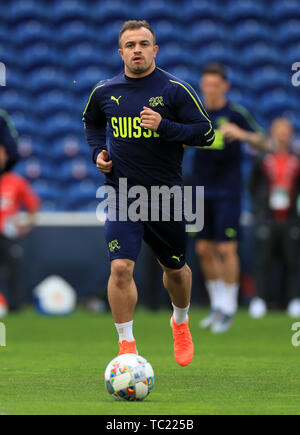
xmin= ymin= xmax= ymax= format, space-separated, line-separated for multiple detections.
xmin=202 ymin=63 xmax=228 ymax=80
xmin=119 ymin=20 xmax=156 ymax=47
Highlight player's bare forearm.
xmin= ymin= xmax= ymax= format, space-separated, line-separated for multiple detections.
xmin=220 ymin=123 xmax=268 ymax=151
xmin=240 ymin=131 xmax=268 ymax=151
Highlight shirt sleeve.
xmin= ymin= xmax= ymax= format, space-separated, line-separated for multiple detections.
xmin=18 ymin=177 xmax=41 ymax=212
xmin=82 ymin=84 xmax=108 ymax=164
xmin=156 ymin=81 xmax=215 ymax=147
xmin=0 ymin=110 xmax=19 ymax=172
xmin=230 ymin=103 xmax=264 ymax=133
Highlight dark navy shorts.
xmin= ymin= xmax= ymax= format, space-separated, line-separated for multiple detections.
xmin=105 ymin=217 xmax=187 ymax=270
xmin=196 ymin=197 xmax=241 ymax=242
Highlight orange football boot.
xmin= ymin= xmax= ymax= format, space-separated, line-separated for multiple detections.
xmin=171 ymin=315 xmax=194 ymax=367
xmin=118 ymin=340 xmax=138 ymax=355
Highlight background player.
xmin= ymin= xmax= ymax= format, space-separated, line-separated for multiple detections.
xmin=83 ymin=20 xmax=214 ymax=366
xmin=193 ymin=63 xmax=267 ymax=333
xmin=249 ymin=118 xmax=300 ymax=319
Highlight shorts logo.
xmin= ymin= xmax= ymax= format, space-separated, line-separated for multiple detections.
xmin=149 ymin=96 xmax=164 ymax=108
xmin=172 ymin=254 xmax=183 ymax=263
xmin=225 ymin=228 xmax=237 ymax=239
xmin=108 ymin=240 xmax=121 ymax=252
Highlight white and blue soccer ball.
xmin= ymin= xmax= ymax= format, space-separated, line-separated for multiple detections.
xmin=33 ymin=276 xmax=76 ymax=316
xmin=104 ymin=354 xmax=155 ymax=401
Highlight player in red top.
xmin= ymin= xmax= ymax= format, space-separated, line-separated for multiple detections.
xmin=249 ymin=118 xmax=300 ymax=318
xmin=0 ymin=171 xmax=40 ymax=311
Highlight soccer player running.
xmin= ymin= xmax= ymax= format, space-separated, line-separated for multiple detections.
xmin=83 ymin=21 xmax=214 ymax=366
xmin=193 ymin=63 xmax=267 ymax=333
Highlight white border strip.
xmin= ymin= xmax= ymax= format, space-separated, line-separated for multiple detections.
xmin=20 ymin=212 xmax=106 ymax=227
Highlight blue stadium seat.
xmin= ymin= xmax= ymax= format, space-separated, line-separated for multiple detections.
xmin=14 ymin=157 xmax=55 ymax=181
xmin=183 ymin=0 xmax=223 ymax=22
xmin=23 ymin=43 xmax=59 ymax=71
xmin=0 ymin=23 xmax=10 ymax=44
xmin=241 ymin=43 xmax=281 ymax=71
xmin=151 ymin=21 xmax=183 ymax=45
xmin=226 ymin=0 xmax=266 ymax=24
xmin=59 ymin=159 xmax=100 ymax=184
xmin=250 ymin=67 xmax=288 ymax=95
xmin=3 ymin=69 xmax=24 ymax=92
xmin=226 ymin=90 xmax=255 ymax=114
xmin=65 ymin=43 xmax=104 ymax=71
xmin=233 ymin=20 xmax=272 ymax=47
xmin=52 ymin=137 xmax=89 ymax=161
xmin=35 ymin=91 xmax=75 ymax=117
xmin=67 ymin=180 xmax=104 ymax=211
xmin=277 ymin=20 xmax=300 ymax=47
xmin=260 ymin=89 xmax=299 ymax=121
xmin=195 ymin=43 xmax=238 ymax=70
xmin=28 ymin=68 xmax=71 ymax=94
xmin=6 ymin=0 xmax=47 ymax=25
xmin=227 ymin=69 xmax=247 ymax=89
xmin=272 ymin=0 xmax=300 ymax=22
xmin=57 ymin=21 xmax=96 ymax=47
xmin=44 ymin=113 xmax=82 ymax=141
xmin=90 ymin=0 xmax=130 ymax=25
xmin=97 ymin=21 xmax=126 ymax=48
xmin=189 ymin=21 xmax=228 ymax=48
xmin=100 ymin=50 xmax=123 ymax=74
xmin=284 ymin=44 xmax=300 ymax=67
xmin=52 ymin=0 xmax=89 ymax=24
xmin=14 ymin=21 xmax=52 ymax=48
xmin=10 ymin=112 xmax=40 ymax=137
xmin=0 ymin=44 xmax=20 ymax=69
xmin=157 ymin=44 xmax=191 ymax=69
xmin=31 ymin=180 xmax=63 ymax=211
xmin=17 ymin=137 xmax=52 ymax=160
xmin=139 ymin=1 xmax=176 ymax=23
xmin=73 ymin=66 xmax=111 ymax=98
xmin=0 ymin=90 xmax=31 ymax=114
xmin=168 ymin=66 xmax=200 ymax=89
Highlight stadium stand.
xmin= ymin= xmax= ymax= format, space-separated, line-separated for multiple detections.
xmin=0 ymin=0 xmax=299 ymax=211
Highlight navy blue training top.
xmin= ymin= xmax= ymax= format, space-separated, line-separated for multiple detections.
xmin=0 ymin=108 xmax=19 ymax=172
xmin=83 ymin=67 xmax=214 ymax=189
xmin=192 ymin=102 xmax=263 ymax=200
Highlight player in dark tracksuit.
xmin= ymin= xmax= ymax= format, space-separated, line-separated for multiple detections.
xmin=83 ymin=20 xmax=214 ymax=367
xmin=193 ymin=63 xmax=267 ymax=333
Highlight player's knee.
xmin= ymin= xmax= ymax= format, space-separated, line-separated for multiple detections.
xmin=217 ymin=242 xmax=238 ymax=259
xmin=110 ymin=259 xmax=134 ymax=286
xmin=165 ymin=264 xmax=191 ymax=284
xmin=195 ymin=240 xmax=215 ymax=259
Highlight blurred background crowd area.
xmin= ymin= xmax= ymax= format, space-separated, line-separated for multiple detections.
xmin=0 ymin=0 xmax=300 ymax=212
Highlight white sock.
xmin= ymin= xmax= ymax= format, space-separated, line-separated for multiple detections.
xmin=115 ymin=320 xmax=135 ymax=342
xmin=206 ymin=280 xmax=223 ymax=311
xmin=222 ymin=283 xmax=239 ymax=316
xmin=172 ymin=303 xmax=190 ymax=325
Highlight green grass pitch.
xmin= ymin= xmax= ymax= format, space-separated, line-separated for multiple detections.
xmin=0 ymin=307 xmax=299 ymax=415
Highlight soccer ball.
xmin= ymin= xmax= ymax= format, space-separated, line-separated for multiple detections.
xmin=104 ymin=354 xmax=155 ymax=401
